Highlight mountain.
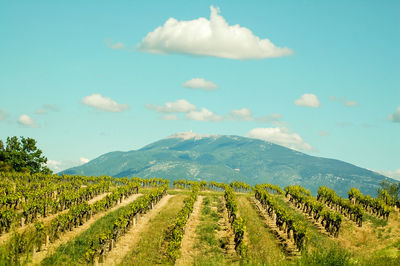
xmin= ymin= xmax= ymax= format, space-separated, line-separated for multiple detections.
xmin=61 ymin=132 xmax=394 ymax=197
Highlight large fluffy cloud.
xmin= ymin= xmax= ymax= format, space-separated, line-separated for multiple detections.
xmin=246 ymin=127 xmax=313 ymax=151
xmin=186 ymin=108 xmax=224 ymax=122
xmin=294 ymin=94 xmax=321 ymax=108
xmin=18 ymin=114 xmax=39 ymax=128
xmin=182 ymin=78 xmax=218 ymax=91
xmin=389 ymin=106 xmax=400 ymax=123
xmin=82 ymin=94 xmax=129 ymax=112
xmin=139 ymin=6 xmax=292 ymax=59
xmin=146 ymin=99 xmax=196 ymax=113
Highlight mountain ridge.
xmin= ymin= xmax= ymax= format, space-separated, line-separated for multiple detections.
xmin=61 ymin=132 xmax=394 ymax=197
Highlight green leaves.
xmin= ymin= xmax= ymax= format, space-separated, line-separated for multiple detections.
xmin=165 ymin=184 xmax=199 ymax=262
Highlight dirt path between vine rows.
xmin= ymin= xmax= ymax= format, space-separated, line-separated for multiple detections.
xmin=0 ymin=192 xmax=111 ymax=245
xmin=217 ymin=196 xmax=237 ymax=260
xmin=175 ymin=195 xmax=203 ymax=266
xmin=31 ymin=193 xmax=142 ymax=265
xmin=101 ymin=194 xmax=174 ymax=266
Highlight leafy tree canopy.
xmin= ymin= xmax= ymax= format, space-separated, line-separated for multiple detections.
xmin=0 ymin=136 xmax=52 ymax=174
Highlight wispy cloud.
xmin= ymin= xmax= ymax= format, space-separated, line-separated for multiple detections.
xmin=182 ymin=78 xmax=218 ymax=91
xmin=0 ymin=109 xmax=9 ymax=121
xmin=294 ymin=94 xmax=321 ymax=108
xmin=186 ymin=108 xmax=224 ymax=122
xmin=146 ymin=99 xmax=196 ymax=113
xmin=35 ymin=104 xmax=59 ymax=114
xmin=139 ymin=6 xmax=292 ymax=59
xmin=318 ymin=130 xmax=330 ymax=136
xmin=389 ymin=106 xmax=400 ymax=123
xmin=18 ymin=114 xmax=39 ymax=128
xmin=82 ymin=94 xmax=129 ymax=112
xmin=246 ymin=127 xmax=314 ymax=151
xmin=330 ymin=96 xmax=359 ymax=107
xmin=104 ymin=39 xmax=126 ymax=50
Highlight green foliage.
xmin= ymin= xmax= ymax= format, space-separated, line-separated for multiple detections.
xmin=255 ymin=185 xmax=308 ymax=250
xmin=224 ymin=186 xmax=248 ymax=257
xmin=0 ymin=136 xmax=51 ymax=174
xmin=298 ymin=244 xmax=352 ymax=266
xmin=165 ymin=184 xmax=199 ymax=262
xmin=348 ymin=187 xmax=391 ymax=220
xmin=318 ymin=186 xmax=363 ymax=227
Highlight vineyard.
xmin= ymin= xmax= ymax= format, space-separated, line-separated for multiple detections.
xmin=0 ymin=173 xmax=399 ymax=265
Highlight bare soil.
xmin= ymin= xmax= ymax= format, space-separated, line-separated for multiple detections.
xmin=101 ymin=194 xmax=174 ymax=266
xmin=175 ymin=195 xmax=203 ymax=266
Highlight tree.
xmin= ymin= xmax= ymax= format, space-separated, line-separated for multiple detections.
xmin=0 ymin=136 xmax=52 ymax=174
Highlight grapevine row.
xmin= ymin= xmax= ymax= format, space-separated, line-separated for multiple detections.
xmin=165 ymin=184 xmax=199 ymax=262
xmin=224 ymin=186 xmax=248 ymax=256
xmin=254 ymin=185 xmax=307 ymax=251
xmin=348 ymin=188 xmax=391 ymax=220
xmin=85 ymin=185 xmax=168 ymax=263
xmin=285 ymin=185 xmax=342 ymax=236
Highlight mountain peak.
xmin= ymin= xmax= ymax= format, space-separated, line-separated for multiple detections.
xmin=167 ymin=131 xmax=221 ymax=140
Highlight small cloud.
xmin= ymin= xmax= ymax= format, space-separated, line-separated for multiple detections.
xmin=18 ymin=114 xmax=39 ymax=128
xmin=345 ymin=101 xmax=358 ymax=107
xmin=80 ymin=157 xmax=90 ymax=164
xmin=257 ymin=113 xmax=284 ymax=125
xmin=0 ymin=109 xmax=9 ymax=121
xmin=139 ymin=6 xmax=292 ymax=59
xmin=389 ymin=106 xmax=400 ymax=123
xmin=162 ymin=114 xmax=178 ymax=120
xmin=186 ymin=108 xmax=224 ymax=122
xmin=182 ymin=78 xmax=218 ymax=91
xmin=146 ymin=99 xmax=196 ymax=113
xmin=35 ymin=104 xmax=59 ymax=114
xmin=105 ymin=39 xmax=126 ymax=50
xmin=230 ymin=108 xmax=253 ymax=121
xmin=294 ymin=94 xmax=321 ymax=108
xmin=377 ymin=169 xmax=400 ymax=181
xmin=336 ymin=122 xmax=353 ymax=128
xmin=318 ymin=130 xmax=330 ymax=136
xmin=330 ymin=96 xmax=358 ymax=107
xmin=47 ymin=160 xmax=62 ymax=172
xmin=82 ymin=94 xmax=129 ymax=112
xmin=246 ymin=127 xmax=314 ymax=151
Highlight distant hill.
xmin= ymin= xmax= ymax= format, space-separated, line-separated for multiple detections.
xmin=61 ymin=132 xmax=394 ymax=197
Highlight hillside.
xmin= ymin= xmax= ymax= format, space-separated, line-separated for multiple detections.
xmin=61 ymin=132 xmax=393 ymax=197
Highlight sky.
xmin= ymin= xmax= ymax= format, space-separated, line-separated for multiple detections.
xmin=0 ymin=0 xmax=399 ymax=178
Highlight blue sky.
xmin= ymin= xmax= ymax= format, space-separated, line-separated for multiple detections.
xmin=1 ymin=0 xmax=399 ymax=177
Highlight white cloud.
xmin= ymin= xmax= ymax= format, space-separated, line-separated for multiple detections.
xmin=146 ymin=99 xmax=196 ymax=113
xmin=0 ymin=109 xmax=9 ymax=121
xmin=230 ymin=108 xmax=253 ymax=121
xmin=80 ymin=157 xmax=90 ymax=164
xmin=82 ymin=94 xmax=129 ymax=112
xmin=389 ymin=106 xmax=400 ymax=123
xmin=377 ymin=169 xmax=400 ymax=181
xmin=47 ymin=160 xmax=62 ymax=172
xmin=182 ymin=78 xmax=218 ymax=91
xmin=294 ymin=94 xmax=321 ymax=108
xmin=246 ymin=127 xmax=313 ymax=151
xmin=18 ymin=114 xmax=39 ymax=128
xmin=139 ymin=6 xmax=292 ymax=60
xmin=162 ymin=114 xmax=178 ymax=120
xmin=186 ymin=108 xmax=224 ymax=122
